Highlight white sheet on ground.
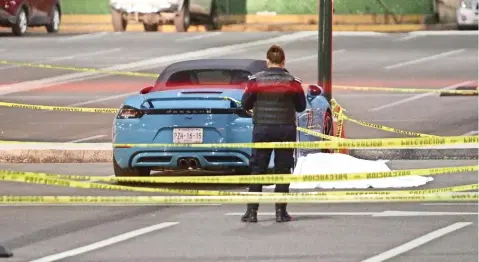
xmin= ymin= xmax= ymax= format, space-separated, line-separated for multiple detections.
xmin=264 ymin=153 xmax=434 ymax=190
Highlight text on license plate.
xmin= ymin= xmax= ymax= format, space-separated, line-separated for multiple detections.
xmin=173 ymin=128 xmax=203 ymax=143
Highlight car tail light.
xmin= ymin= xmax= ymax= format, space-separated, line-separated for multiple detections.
xmin=116 ymin=105 xmax=144 ymax=119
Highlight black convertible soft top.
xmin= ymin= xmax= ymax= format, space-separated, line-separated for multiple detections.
xmin=155 ymin=59 xmax=267 ymax=85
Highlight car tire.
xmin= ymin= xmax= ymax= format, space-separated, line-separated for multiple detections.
xmin=113 ymin=157 xmax=151 ymax=178
xmin=111 ymin=8 xmax=127 ymax=31
xmin=46 ymin=5 xmax=60 ymax=33
xmin=174 ymin=1 xmax=190 ymax=32
xmin=143 ymin=22 xmax=158 ymax=32
xmin=321 ymin=110 xmax=334 ymax=153
xmin=12 ymin=7 xmax=28 ymax=36
xmin=205 ymin=1 xmax=221 ymax=31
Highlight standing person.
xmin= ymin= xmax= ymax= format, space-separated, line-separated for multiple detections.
xmin=240 ymin=44 xmax=307 ymax=223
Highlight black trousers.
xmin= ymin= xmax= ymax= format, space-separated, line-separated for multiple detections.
xmin=247 ymin=124 xmax=296 ymax=210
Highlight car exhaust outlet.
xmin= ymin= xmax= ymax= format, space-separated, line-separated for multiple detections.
xmin=188 ymin=158 xmax=199 ymax=169
xmin=178 ymin=159 xmax=189 ymax=169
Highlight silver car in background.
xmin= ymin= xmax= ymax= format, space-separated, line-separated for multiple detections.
xmin=110 ymin=0 xmax=221 ymax=32
xmin=456 ymin=0 xmax=479 ymax=29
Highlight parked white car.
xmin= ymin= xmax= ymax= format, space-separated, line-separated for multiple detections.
xmin=456 ymin=0 xmax=479 ymax=29
xmin=110 ymin=0 xmax=221 ymax=32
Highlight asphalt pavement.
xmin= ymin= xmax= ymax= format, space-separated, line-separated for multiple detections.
xmin=0 ymin=31 xmax=478 ymax=262
xmin=0 ymin=160 xmax=477 ymax=262
xmin=0 ymin=31 xmax=477 ymax=141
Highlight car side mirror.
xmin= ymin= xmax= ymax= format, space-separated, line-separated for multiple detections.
xmin=307 ymin=85 xmax=323 ymax=97
xmin=140 ymin=86 xmax=153 ymax=95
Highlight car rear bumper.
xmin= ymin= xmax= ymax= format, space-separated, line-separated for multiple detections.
xmin=114 ymin=148 xmax=252 ymax=170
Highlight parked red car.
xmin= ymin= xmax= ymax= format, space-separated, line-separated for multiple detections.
xmin=0 ymin=0 xmax=61 ymax=36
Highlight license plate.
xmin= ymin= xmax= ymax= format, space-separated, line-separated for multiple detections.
xmin=173 ymin=128 xmax=203 ymax=144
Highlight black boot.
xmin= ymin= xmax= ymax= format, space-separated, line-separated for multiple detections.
xmin=275 ymin=204 xmax=292 ymax=222
xmin=241 ymin=206 xmax=258 ymax=223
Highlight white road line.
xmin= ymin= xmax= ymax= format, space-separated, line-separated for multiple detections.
xmin=225 ymin=211 xmax=479 ymax=217
xmin=175 ymin=32 xmax=223 ymax=42
xmin=226 ymin=212 xmax=377 ymax=216
xmin=68 ymin=135 xmax=107 ymax=143
xmin=384 ymin=49 xmax=466 ymax=70
xmin=360 ymin=222 xmax=473 ymax=262
xmin=0 ymin=31 xmax=316 ymax=96
xmin=0 ymin=204 xmax=221 ymax=207
xmin=0 ymin=48 xmax=122 ymax=71
xmin=394 ymin=34 xmax=420 ymax=41
xmin=288 ymin=49 xmax=346 ymax=63
xmin=68 ymin=92 xmax=137 ymax=107
xmin=28 ymin=222 xmax=179 ymax=262
xmin=57 ymin=32 xmax=110 ymax=42
xmin=369 ymin=81 xmax=475 ymax=112
xmin=408 ymin=30 xmax=479 ymax=36
xmin=421 ymin=203 xmax=479 ymax=206
xmin=88 ymin=175 xmax=114 ymax=183
xmin=461 ymin=130 xmax=479 ymax=136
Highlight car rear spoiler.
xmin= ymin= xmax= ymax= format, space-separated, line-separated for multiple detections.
xmin=137 ymin=96 xmax=250 ymax=117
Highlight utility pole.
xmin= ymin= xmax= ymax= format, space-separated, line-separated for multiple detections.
xmin=318 ymin=0 xmax=333 ymax=104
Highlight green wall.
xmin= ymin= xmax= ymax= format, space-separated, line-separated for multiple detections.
xmin=61 ymin=0 xmax=434 ymax=15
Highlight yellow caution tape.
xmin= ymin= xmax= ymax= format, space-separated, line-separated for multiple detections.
xmin=334 ymin=85 xmax=478 ymax=95
xmin=0 ymin=102 xmax=119 ymax=114
xmin=338 ymin=113 xmax=439 ymax=138
xmin=2 ymin=165 xmax=476 ymax=184
xmin=2 ymin=59 xmax=474 ymax=95
xmin=112 ymin=136 xmax=478 ymax=149
xmin=0 ymin=135 xmax=475 ymax=148
xmin=1 ymin=173 xmax=477 ymax=197
xmin=0 ymin=192 xmax=476 ymax=205
xmin=0 ymin=60 xmax=158 ymax=78
xmin=296 ymin=127 xmax=344 ymax=141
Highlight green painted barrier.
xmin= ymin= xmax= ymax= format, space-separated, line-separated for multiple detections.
xmin=61 ymin=0 xmax=434 ymax=15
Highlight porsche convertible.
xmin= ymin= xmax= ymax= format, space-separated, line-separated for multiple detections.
xmin=112 ymin=59 xmax=333 ymax=177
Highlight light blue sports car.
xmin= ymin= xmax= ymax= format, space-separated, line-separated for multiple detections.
xmin=112 ymin=59 xmax=333 ymax=177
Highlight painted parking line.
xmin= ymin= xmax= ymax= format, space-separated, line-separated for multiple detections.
xmin=368 ymin=81 xmax=476 ymax=112
xmin=175 ymin=32 xmax=223 ymax=42
xmin=0 ymin=48 xmax=122 ymax=71
xmin=360 ymin=222 xmax=473 ymax=262
xmin=288 ymin=49 xmax=346 ymax=63
xmin=461 ymin=131 xmax=479 ymax=136
xmin=28 ymin=222 xmax=179 ymax=262
xmin=68 ymin=135 xmax=107 ymax=143
xmin=384 ymin=49 xmax=466 ymax=70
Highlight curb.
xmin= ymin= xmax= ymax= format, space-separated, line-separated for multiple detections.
xmin=60 ymin=14 xmax=428 ymax=25
xmin=24 ymin=23 xmax=427 ymax=33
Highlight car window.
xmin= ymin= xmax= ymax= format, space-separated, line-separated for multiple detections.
xmin=164 ymin=69 xmax=251 ymax=87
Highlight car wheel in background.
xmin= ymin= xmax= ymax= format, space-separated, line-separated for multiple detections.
xmin=321 ymin=110 xmax=334 ymax=153
xmin=46 ymin=5 xmax=60 ymax=33
xmin=175 ymin=1 xmax=190 ymax=32
xmin=111 ymin=8 xmax=127 ymax=31
xmin=113 ymin=157 xmax=151 ymax=178
xmin=205 ymin=1 xmax=221 ymax=31
xmin=12 ymin=7 xmax=28 ymax=36
xmin=143 ymin=22 xmax=158 ymax=32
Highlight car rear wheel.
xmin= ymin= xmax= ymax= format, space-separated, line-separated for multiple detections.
xmin=111 ymin=8 xmax=127 ymax=31
xmin=321 ymin=110 xmax=334 ymax=153
xmin=143 ymin=22 xmax=158 ymax=32
xmin=174 ymin=1 xmax=190 ymax=32
xmin=12 ymin=8 xmax=27 ymax=36
xmin=46 ymin=5 xmax=60 ymax=33
xmin=113 ymin=157 xmax=151 ymax=178
xmin=205 ymin=1 xmax=221 ymax=31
